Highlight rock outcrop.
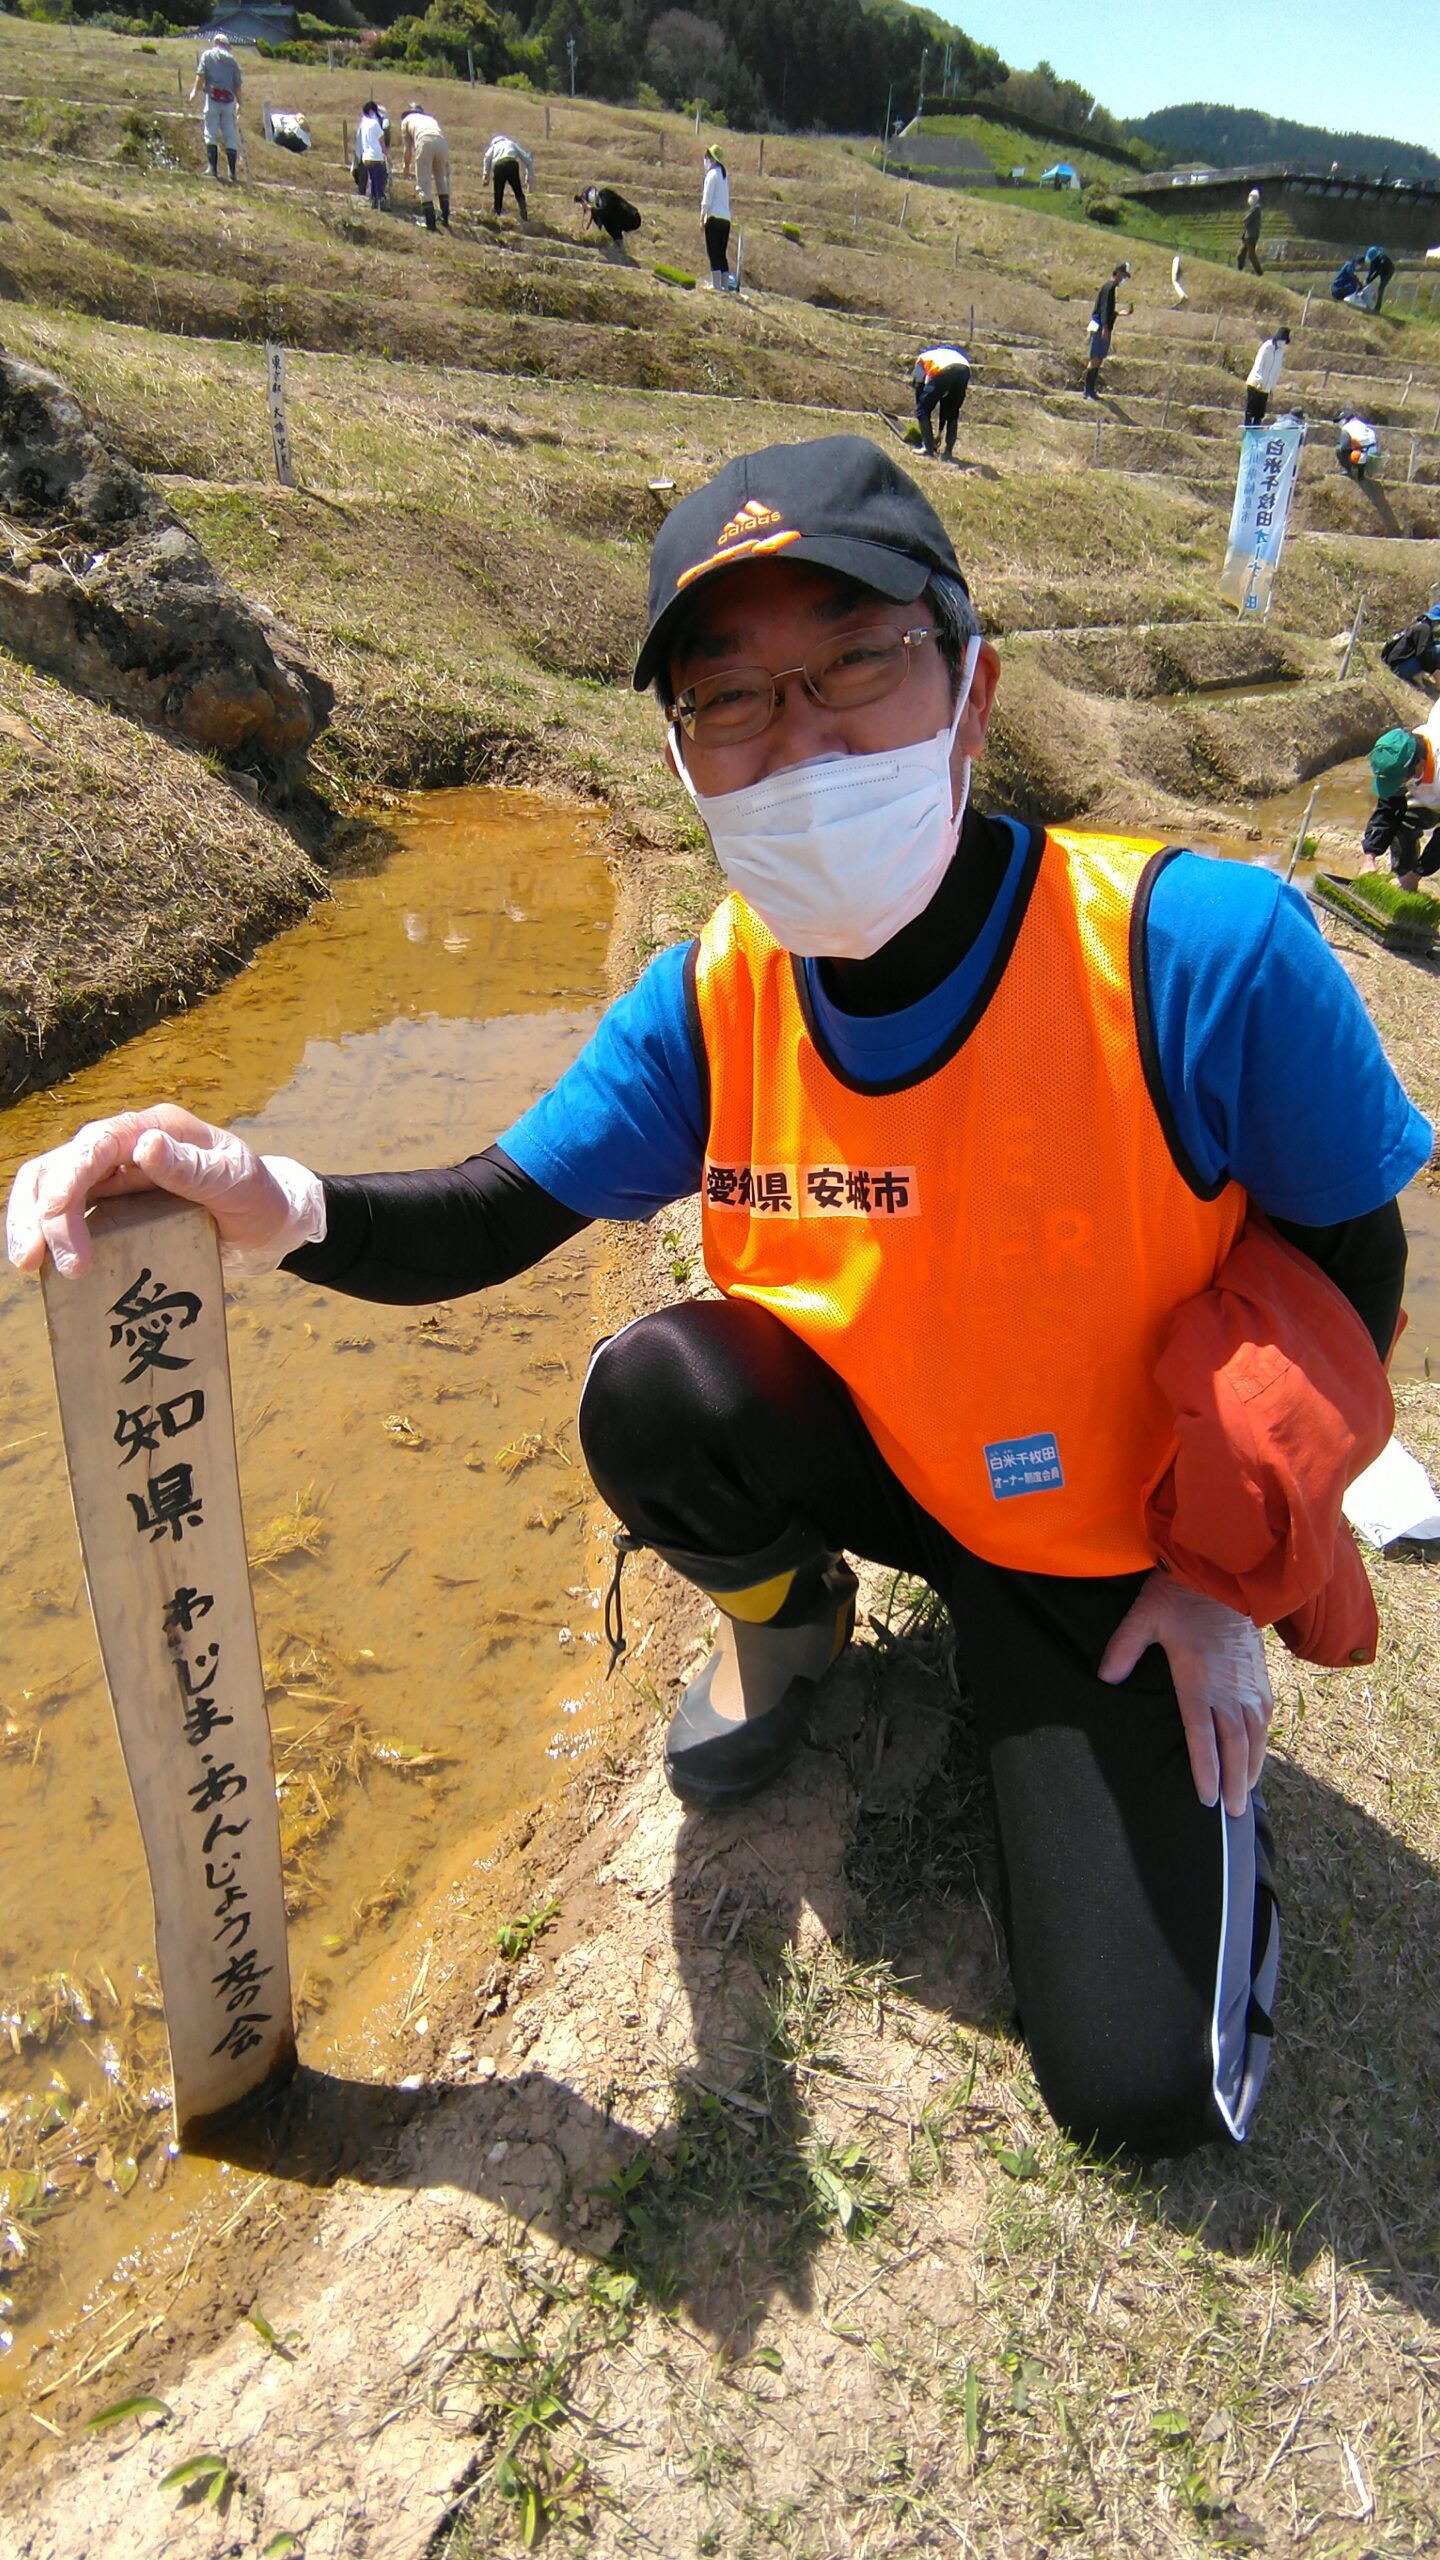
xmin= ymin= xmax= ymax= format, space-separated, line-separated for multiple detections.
xmin=0 ymin=357 xmax=332 ymax=777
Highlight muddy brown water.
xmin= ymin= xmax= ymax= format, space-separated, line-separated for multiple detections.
xmin=0 ymin=788 xmax=613 ymax=2389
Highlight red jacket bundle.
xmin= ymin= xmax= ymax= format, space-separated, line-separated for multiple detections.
xmin=1144 ymin=1217 xmax=1395 ymax=1666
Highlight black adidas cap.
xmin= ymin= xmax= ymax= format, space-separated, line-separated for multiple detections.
xmin=633 ymin=433 xmax=970 ymax=694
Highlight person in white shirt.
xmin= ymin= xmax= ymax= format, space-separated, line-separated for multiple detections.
xmin=190 ymin=32 xmax=242 ymax=184
xmin=402 ymin=103 xmax=450 ymax=232
xmin=1337 ymin=413 xmax=1380 ymax=480
xmin=355 ymin=100 xmax=389 ymax=207
xmin=483 ymin=131 xmax=534 ymax=220
xmin=912 ymin=344 xmax=971 ymax=460
xmin=1244 ymin=328 xmax=1289 ymax=427
xmin=701 ymin=146 xmax=733 ymax=290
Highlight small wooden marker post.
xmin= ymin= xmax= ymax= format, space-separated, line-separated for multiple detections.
xmin=266 ymin=342 xmax=296 ymax=490
xmin=42 ymin=1196 xmax=295 ymax=2145
xmin=757 ymin=134 xmax=764 ymax=176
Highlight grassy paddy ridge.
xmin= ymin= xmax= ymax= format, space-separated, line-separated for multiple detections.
xmin=1 ymin=25 xmax=1438 ymax=2558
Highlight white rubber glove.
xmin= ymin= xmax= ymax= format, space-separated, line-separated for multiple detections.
xmin=1098 ymin=1569 xmax=1272 ymax=1820
xmin=6 ymin=1105 xmax=325 ymax=1281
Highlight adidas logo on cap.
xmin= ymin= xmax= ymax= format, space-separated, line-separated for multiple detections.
xmin=716 ymin=499 xmax=784 ymax=547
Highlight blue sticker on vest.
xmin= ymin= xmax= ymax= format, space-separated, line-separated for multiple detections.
xmin=984 ymin=1436 xmax=1065 ymax=1499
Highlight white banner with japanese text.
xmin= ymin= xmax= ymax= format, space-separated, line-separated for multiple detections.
xmin=1219 ymin=417 xmax=1304 ymax=615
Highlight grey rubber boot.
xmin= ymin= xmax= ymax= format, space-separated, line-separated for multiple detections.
xmin=663 ymin=1553 xmax=858 ymax=1807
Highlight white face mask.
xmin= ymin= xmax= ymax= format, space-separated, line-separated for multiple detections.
xmin=671 ymin=634 xmax=982 ymax=961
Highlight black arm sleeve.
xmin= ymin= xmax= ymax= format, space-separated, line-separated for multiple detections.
xmin=279 ymin=1145 xmax=592 ymax=1305
xmin=1268 ymin=1197 xmax=1408 ymax=1362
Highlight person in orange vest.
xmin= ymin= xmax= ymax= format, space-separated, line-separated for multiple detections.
xmin=9 ymin=438 xmax=1428 ymax=2161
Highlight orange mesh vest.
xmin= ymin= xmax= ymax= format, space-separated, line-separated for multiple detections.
xmin=692 ymin=829 xmax=1247 ymax=1575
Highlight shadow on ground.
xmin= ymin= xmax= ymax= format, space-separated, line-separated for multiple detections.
xmin=205 ymin=1605 xmax=1440 ymax=2347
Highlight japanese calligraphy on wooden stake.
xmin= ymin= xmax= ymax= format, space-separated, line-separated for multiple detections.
xmin=41 ymin=1195 xmax=296 ymax=2144
xmin=266 ymin=341 xmax=296 ymax=490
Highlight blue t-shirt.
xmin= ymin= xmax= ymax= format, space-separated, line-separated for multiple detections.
xmin=500 ymin=831 xmax=1432 ymax=1228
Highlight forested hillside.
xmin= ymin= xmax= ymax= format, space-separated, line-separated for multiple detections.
xmin=1133 ymin=100 xmax=1440 ymax=182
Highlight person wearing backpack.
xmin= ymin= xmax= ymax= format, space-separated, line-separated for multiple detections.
xmin=1381 ymin=604 xmax=1440 ymax=691
xmin=1331 ymin=257 xmax=1361 ymax=303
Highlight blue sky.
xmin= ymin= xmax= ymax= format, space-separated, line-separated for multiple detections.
xmin=947 ymin=0 xmax=1440 ymax=152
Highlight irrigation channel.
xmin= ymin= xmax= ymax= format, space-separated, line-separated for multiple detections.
xmin=1 ymin=778 xmax=1437 ymax=2418
xmin=0 ymin=786 xmax=612 ymax=2395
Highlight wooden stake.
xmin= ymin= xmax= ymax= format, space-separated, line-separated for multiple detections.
xmin=1301 ymin=290 xmax=1312 ymax=327
xmin=1212 ymin=311 xmax=1221 ymax=341
xmin=1410 ymin=433 xmax=1420 ymax=482
xmin=758 ymin=135 xmax=764 ymax=176
xmin=1285 ymin=782 xmax=1320 ymax=882
xmin=545 ymin=101 xmax=551 ymax=139
xmin=1339 ymin=595 xmax=1365 ymax=679
xmin=266 ymin=343 xmax=296 ymax=490
xmin=852 ymin=189 xmax=859 ymax=229
xmin=898 ymin=187 xmax=909 ymax=228
xmin=42 ymin=1197 xmax=295 ymax=2145
xmin=340 ymin=117 xmax=348 ymax=168
xmin=1403 ymin=372 xmax=1414 ymax=406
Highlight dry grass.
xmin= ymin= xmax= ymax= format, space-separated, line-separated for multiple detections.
xmin=0 ymin=655 xmax=323 ymax=1095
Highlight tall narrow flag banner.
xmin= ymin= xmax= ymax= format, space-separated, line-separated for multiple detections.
xmin=1220 ymin=418 xmax=1304 ymax=615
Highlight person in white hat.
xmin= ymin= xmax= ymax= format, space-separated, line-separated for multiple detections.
xmin=401 ymin=100 xmax=450 ymax=232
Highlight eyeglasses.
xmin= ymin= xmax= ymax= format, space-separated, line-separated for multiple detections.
xmin=671 ymin=625 xmax=939 ymax=747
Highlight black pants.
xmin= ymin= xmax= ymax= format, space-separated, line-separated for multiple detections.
xmin=704 ymin=215 xmax=731 ymax=276
xmin=1237 ymin=240 xmax=1263 ymax=275
xmin=493 ymin=160 xmax=526 ymax=217
xmin=579 ymin=1300 xmax=1277 ymax=2158
xmin=915 ymin=368 xmax=968 ymax=455
xmin=1244 ymin=386 xmax=1269 ymax=426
